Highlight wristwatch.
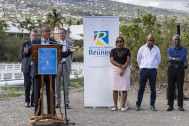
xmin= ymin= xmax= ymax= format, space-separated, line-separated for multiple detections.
xmin=173 ymin=58 xmax=175 ymax=61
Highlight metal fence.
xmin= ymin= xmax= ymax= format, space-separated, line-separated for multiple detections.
xmin=0 ymin=62 xmax=84 ymax=81
xmin=0 ymin=62 xmax=84 ymax=95
xmin=0 ymin=63 xmax=23 ymax=80
xmin=0 ymin=62 xmax=84 ymax=94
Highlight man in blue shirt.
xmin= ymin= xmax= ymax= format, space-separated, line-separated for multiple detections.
xmin=167 ymin=35 xmax=187 ymax=111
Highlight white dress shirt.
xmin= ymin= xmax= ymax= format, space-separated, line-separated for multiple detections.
xmin=137 ymin=44 xmax=161 ymax=69
xmin=60 ymin=39 xmax=67 ymax=63
xmin=41 ymin=37 xmax=50 ymax=44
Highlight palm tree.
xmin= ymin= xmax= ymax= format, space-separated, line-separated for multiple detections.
xmin=27 ymin=22 xmax=36 ymax=32
xmin=24 ymin=17 xmax=32 ymax=30
xmin=66 ymin=18 xmax=72 ymax=26
xmin=2 ymin=20 xmax=9 ymax=30
xmin=18 ymin=17 xmax=34 ymax=32
xmin=36 ymin=19 xmax=43 ymax=30
xmin=46 ymin=9 xmax=64 ymax=31
xmin=18 ymin=21 xmax=25 ymax=33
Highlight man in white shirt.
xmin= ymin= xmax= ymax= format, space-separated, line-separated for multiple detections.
xmin=136 ymin=34 xmax=161 ymax=111
xmin=55 ymin=28 xmax=74 ymax=109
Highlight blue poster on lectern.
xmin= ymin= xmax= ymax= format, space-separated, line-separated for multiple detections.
xmin=38 ymin=48 xmax=57 ymax=74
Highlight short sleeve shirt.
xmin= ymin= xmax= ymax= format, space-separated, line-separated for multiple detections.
xmin=110 ymin=48 xmax=131 ymax=65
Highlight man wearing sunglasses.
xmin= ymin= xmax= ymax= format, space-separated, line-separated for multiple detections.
xmin=20 ymin=29 xmax=38 ymax=108
xmin=167 ymin=35 xmax=187 ymax=111
xmin=55 ymin=28 xmax=74 ymax=109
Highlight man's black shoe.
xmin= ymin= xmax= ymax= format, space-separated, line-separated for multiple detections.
xmin=136 ymin=106 xmax=140 ymax=111
xmin=66 ymin=104 xmax=71 ymax=109
xmin=150 ymin=105 xmax=157 ymax=111
xmin=178 ymin=106 xmax=185 ymax=111
xmin=167 ymin=106 xmax=173 ymax=111
xmin=25 ymin=102 xmax=29 ymax=108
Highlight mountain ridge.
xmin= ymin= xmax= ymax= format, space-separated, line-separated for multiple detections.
xmin=2 ymin=0 xmax=189 ymax=23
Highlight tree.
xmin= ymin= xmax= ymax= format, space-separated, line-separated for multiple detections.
xmin=18 ymin=17 xmax=36 ymax=32
xmin=120 ymin=13 xmax=166 ymax=83
xmin=27 ymin=22 xmax=36 ymax=32
xmin=66 ymin=18 xmax=72 ymax=26
xmin=24 ymin=17 xmax=33 ymax=29
xmin=36 ymin=19 xmax=43 ymax=30
xmin=120 ymin=13 xmax=189 ymax=85
xmin=0 ymin=19 xmax=23 ymax=62
xmin=2 ymin=20 xmax=9 ymax=30
xmin=0 ymin=36 xmax=23 ymax=62
xmin=0 ymin=20 xmax=5 ymax=45
xmin=46 ymin=9 xmax=64 ymax=31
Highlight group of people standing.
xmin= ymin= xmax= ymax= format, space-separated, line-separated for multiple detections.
xmin=20 ymin=26 xmax=186 ymax=115
xmin=110 ymin=34 xmax=187 ymax=112
xmin=20 ymin=25 xmax=77 ymax=116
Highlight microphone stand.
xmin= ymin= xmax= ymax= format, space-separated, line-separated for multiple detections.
xmin=61 ymin=62 xmax=75 ymax=126
xmin=46 ymin=39 xmax=75 ymax=125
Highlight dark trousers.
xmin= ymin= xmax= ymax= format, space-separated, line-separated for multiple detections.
xmin=168 ymin=66 xmax=184 ymax=107
xmin=34 ymin=75 xmax=55 ymax=116
xmin=136 ymin=68 xmax=157 ymax=106
xmin=24 ymin=72 xmax=34 ymax=104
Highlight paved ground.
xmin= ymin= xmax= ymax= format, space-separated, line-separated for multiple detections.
xmin=0 ymin=88 xmax=189 ymax=126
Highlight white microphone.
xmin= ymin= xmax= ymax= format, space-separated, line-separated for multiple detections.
xmin=42 ymin=38 xmax=78 ymax=49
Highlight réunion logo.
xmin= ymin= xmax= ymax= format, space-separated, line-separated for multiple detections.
xmin=94 ymin=31 xmax=109 ymax=45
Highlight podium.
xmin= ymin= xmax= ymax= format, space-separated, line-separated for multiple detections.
xmin=29 ymin=44 xmax=64 ymax=125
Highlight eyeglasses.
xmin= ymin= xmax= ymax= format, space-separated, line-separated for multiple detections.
xmin=174 ymin=39 xmax=180 ymax=41
xmin=116 ymin=40 xmax=123 ymax=43
xmin=32 ymin=35 xmax=37 ymax=36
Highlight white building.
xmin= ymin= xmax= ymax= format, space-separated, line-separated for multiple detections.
xmin=53 ymin=25 xmax=83 ymax=41
xmin=4 ymin=22 xmax=83 ymax=41
xmin=5 ymin=22 xmax=30 ymax=37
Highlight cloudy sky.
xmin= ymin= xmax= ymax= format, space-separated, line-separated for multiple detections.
xmin=112 ymin=0 xmax=189 ymax=11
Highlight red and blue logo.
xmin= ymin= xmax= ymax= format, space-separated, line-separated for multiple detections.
xmin=94 ymin=31 xmax=109 ymax=45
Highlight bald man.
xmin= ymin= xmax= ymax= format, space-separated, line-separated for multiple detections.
xmin=136 ymin=34 xmax=161 ymax=111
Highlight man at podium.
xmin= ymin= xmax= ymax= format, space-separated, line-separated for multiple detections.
xmin=24 ymin=25 xmax=78 ymax=116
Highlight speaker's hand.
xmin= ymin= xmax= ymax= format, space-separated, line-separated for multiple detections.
xmin=24 ymin=45 xmax=29 ymax=54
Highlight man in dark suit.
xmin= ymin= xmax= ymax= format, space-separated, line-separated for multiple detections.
xmin=24 ymin=25 xmax=78 ymax=116
xmin=20 ymin=29 xmax=38 ymax=107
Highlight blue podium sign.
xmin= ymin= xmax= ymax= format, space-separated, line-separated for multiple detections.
xmin=38 ymin=48 xmax=57 ymax=74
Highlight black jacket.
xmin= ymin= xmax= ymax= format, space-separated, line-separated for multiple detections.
xmin=20 ymin=40 xmax=32 ymax=73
